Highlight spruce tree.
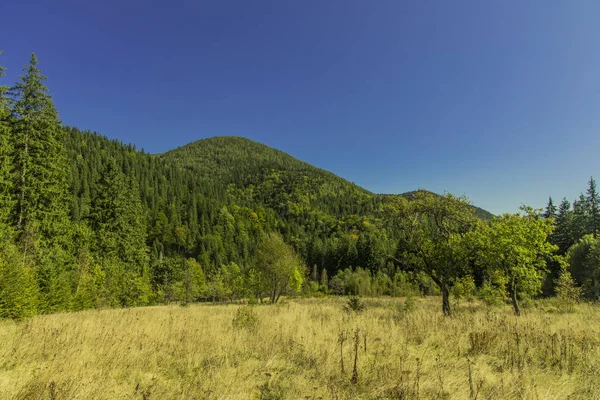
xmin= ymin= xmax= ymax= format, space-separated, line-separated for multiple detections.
xmin=587 ymin=177 xmax=599 ymax=238
xmin=553 ymin=198 xmax=574 ymax=254
xmin=543 ymin=196 xmax=557 ymax=219
xmin=9 ymin=53 xmax=70 ymax=241
xmin=572 ymin=194 xmax=589 ymax=242
xmin=90 ymin=160 xmax=151 ymax=306
xmin=0 ymin=53 xmax=13 ymax=235
xmin=0 ymin=55 xmax=39 ymax=318
xmin=9 ymin=54 xmax=74 ymax=313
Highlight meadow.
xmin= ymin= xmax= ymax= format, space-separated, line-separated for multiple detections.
xmin=1 ymin=297 xmax=599 ymax=400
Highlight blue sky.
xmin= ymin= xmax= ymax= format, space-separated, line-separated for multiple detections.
xmin=1 ymin=1 xmax=599 ymax=214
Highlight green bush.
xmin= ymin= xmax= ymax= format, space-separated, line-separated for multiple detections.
xmin=344 ymin=295 xmax=365 ymax=313
xmin=232 ymin=306 xmax=259 ymax=331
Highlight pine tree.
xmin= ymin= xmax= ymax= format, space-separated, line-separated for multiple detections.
xmin=0 ymin=242 xmax=38 ymax=319
xmin=553 ymin=198 xmax=574 ymax=254
xmin=90 ymin=160 xmax=151 ymax=306
xmin=9 ymin=53 xmax=70 ymax=241
xmin=8 ymin=54 xmax=74 ymax=313
xmin=0 ymin=52 xmax=13 ymax=237
xmin=587 ymin=177 xmax=599 ymax=238
xmin=572 ymin=194 xmax=589 ymax=242
xmin=543 ymin=196 xmax=557 ymax=219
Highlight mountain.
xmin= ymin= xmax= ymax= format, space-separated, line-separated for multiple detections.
xmin=159 ymin=136 xmax=493 ymax=221
xmin=65 ymin=130 xmax=494 ymax=284
xmin=158 ymin=136 xmax=375 ymax=217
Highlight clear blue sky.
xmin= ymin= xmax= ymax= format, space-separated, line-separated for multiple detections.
xmin=1 ymin=1 xmax=599 ymax=214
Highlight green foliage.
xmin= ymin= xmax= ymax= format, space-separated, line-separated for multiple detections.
xmin=232 ymin=305 xmax=259 ymax=331
xmin=388 ymin=191 xmax=478 ymax=315
xmin=0 ymin=52 xmax=13 ymax=235
xmin=397 ymin=294 xmax=416 ymax=314
xmin=0 ymin=51 xmax=582 ymax=320
xmin=554 ymin=265 xmax=581 ymax=312
xmin=253 ymin=233 xmax=305 ymax=303
xmin=9 ymin=53 xmax=71 ymax=245
xmin=175 ymin=258 xmax=207 ymax=305
xmin=567 ymin=234 xmax=600 ymax=299
xmin=477 ymin=281 xmax=507 ymax=307
xmin=0 ymin=242 xmax=38 ymax=319
xmin=476 ymin=208 xmax=557 ymax=315
xmin=344 ymin=295 xmax=365 ymax=312
xmin=451 ymin=276 xmax=476 ymax=303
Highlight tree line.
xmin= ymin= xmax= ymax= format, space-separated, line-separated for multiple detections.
xmin=0 ymin=53 xmax=597 ymax=319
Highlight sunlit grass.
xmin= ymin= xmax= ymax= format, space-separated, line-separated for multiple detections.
xmin=1 ymin=297 xmax=599 ymax=399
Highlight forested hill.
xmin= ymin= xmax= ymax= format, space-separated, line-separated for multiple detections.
xmin=65 ymin=130 xmax=494 ymax=276
xmin=158 ymin=136 xmax=375 ymax=216
xmin=61 ymin=126 xmax=498 ymax=310
xmin=0 ymin=49 xmax=497 ymax=317
xmin=66 ymin=129 xmax=384 ymax=274
xmin=160 ymin=136 xmax=365 ymax=192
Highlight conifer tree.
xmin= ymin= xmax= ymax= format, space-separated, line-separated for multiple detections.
xmin=9 ymin=54 xmax=70 ymax=241
xmin=587 ymin=177 xmax=599 ymax=238
xmin=572 ymin=194 xmax=589 ymax=243
xmin=543 ymin=196 xmax=557 ymax=219
xmin=552 ymin=198 xmax=574 ymax=254
xmin=0 ymin=53 xmax=13 ymax=234
xmin=90 ymin=160 xmax=151 ymax=306
xmin=8 ymin=54 xmax=74 ymax=313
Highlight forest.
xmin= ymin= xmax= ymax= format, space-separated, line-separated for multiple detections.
xmin=1 ymin=53 xmax=599 ymax=319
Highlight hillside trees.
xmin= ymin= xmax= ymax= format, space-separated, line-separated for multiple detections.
xmin=0 ymin=55 xmax=39 ymax=319
xmin=587 ymin=177 xmax=599 ymax=238
xmin=89 ymin=160 xmax=151 ymax=306
xmin=0 ymin=51 xmax=586 ymax=318
xmin=9 ymin=53 xmax=74 ymax=313
xmin=0 ymin=53 xmax=13 ymax=233
xmin=567 ymin=235 xmax=600 ymax=299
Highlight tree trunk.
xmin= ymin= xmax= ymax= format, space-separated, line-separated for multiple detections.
xmin=432 ymin=275 xmax=452 ymax=316
xmin=441 ymin=281 xmax=451 ymax=316
xmin=17 ymin=139 xmax=28 ymax=229
xmin=510 ymin=279 xmax=520 ymax=316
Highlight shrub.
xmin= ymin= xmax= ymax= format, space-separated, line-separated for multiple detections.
xmin=477 ymin=281 xmax=506 ymax=307
xmin=555 ymin=268 xmax=581 ymax=312
xmin=344 ymin=295 xmax=365 ymax=313
xmin=232 ymin=306 xmax=259 ymax=331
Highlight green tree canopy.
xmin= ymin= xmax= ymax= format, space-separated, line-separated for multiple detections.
xmin=476 ymin=208 xmax=557 ymax=316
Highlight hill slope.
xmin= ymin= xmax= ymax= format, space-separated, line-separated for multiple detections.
xmin=158 ymin=136 xmax=375 ymax=218
xmin=66 ymin=130 xmax=493 ymax=280
xmin=160 ymin=136 xmax=493 ymax=220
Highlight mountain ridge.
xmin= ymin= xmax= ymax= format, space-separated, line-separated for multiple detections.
xmin=158 ymin=135 xmax=493 ymax=219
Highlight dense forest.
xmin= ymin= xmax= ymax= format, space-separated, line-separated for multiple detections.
xmin=0 ymin=53 xmax=599 ymax=318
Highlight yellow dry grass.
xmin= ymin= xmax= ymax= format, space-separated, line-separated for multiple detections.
xmin=1 ymin=297 xmax=599 ymax=399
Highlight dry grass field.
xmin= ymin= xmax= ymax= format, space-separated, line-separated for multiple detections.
xmin=1 ymin=297 xmax=600 ymax=399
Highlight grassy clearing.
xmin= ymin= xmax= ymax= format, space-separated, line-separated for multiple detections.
xmin=1 ymin=297 xmax=600 ymax=399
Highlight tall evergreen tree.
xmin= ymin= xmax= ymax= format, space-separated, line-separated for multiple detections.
xmin=543 ymin=196 xmax=557 ymax=219
xmin=572 ymin=194 xmax=589 ymax=243
xmin=587 ymin=177 xmax=599 ymax=238
xmin=552 ymin=198 xmax=574 ymax=254
xmin=89 ymin=160 xmax=151 ymax=306
xmin=9 ymin=53 xmax=71 ymax=243
xmin=8 ymin=54 xmax=74 ymax=313
xmin=0 ymin=52 xmax=13 ymax=234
